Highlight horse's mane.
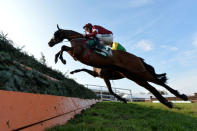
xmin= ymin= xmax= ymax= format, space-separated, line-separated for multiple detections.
xmin=66 ymin=30 xmax=83 ymax=36
xmin=63 ymin=29 xmax=84 ymax=41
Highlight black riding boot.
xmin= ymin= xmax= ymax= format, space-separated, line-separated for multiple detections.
xmin=93 ymin=37 xmax=101 ymax=49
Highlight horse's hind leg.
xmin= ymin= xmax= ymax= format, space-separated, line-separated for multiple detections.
xmin=140 ymin=60 xmax=188 ymax=101
xmin=124 ymin=73 xmax=172 ymax=108
xmin=139 ymin=80 xmax=173 ymax=108
xmin=144 ymin=71 xmax=188 ymax=101
xmin=153 ymin=80 xmax=188 ymax=101
xmin=70 ymin=68 xmax=99 ymax=77
xmin=104 ymin=78 xmax=127 ymax=103
xmin=137 ymin=71 xmax=188 ymax=101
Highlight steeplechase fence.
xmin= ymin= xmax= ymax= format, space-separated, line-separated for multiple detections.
xmin=0 ymin=90 xmax=99 ymax=131
xmin=0 ymin=61 xmax=99 ymax=131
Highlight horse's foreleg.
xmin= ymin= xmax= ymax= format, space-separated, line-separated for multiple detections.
xmin=59 ymin=50 xmax=66 ymax=64
xmin=58 ymin=45 xmax=73 ymax=64
xmin=55 ymin=51 xmax=61 ymax=64
xmin=104 ymin=78 xmax=127 ymax=103
xmin=54 ymin=48 xmax=67 ymax=64
xmin=70 ymin=68 xmax=99 ymax=77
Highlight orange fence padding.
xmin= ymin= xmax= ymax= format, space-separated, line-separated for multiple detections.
xmin=0 ymin=90 xmax=98 ymax=131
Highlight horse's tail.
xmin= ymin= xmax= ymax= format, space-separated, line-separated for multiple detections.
xmin=139 ymin=57 xmax=168 ymax=83
xmin=156 ymin=73 xmax=168 ymax=83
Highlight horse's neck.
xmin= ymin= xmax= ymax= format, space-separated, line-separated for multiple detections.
xmin=62 ymin=30 xmax=84 ymax=41
xmin=69 ymin=35 xmax=87 ymax=50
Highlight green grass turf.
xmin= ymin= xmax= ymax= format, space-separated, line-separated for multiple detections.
xmin=47 ymin=102 xmax=197 ymax=131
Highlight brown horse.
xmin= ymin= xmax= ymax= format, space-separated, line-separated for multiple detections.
xmin=48 ymin=25 xmax=188 ymax=108
xmin=69 ymin=66 xmax=167 ymax=101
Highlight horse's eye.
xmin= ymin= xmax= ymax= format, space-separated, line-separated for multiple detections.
xmin=54 ymin=31 xmax=61 ymax=38
xmin=54 ymin=33 xmax=58 ymax=37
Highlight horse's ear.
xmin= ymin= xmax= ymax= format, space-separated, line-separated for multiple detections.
xmin=57 ymin=24 xmax=60 ymax=30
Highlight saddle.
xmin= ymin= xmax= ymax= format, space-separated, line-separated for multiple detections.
xmin=86 ymin=39 xmax=112 ymax=57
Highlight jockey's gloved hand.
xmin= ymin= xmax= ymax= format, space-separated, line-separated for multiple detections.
xmin=84 ymin=34 xmax=89 ymax=39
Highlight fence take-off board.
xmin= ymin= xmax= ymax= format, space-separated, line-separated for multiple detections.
xmin=0 ymin=90 xmax=98 ymax=131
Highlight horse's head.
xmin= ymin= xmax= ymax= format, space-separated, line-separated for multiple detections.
xmin=48 ymin=25 xmax=84 ymax=47
xmin=48 ymin=25 xmax=65 ymax=47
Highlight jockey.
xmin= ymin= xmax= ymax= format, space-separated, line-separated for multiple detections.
xmin=83 ymin=23 xmax=113 ymax=45
xmin=109 ymin=42 xmax=126 ymax=52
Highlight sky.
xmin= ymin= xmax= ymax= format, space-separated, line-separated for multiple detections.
xmin=0 ymin=0 xmax=197 ymax=95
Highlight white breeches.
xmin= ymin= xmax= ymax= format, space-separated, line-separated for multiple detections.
xmin=96 ymin=34 xmax=113 ymax=45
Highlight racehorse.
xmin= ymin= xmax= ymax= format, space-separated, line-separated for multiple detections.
xmin=48 ymin=25 xmax=188 ymax=108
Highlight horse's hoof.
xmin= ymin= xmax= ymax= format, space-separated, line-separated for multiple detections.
xmin=55 ymin=57 xmax=58 ymax=64
xmin=62 ymin=60 xmax=66 ymax=64
xmin=55 ymin=59 xmax=58 ymax=64
xmin=70 ymin=71 xmax=74 ymax=74
xmin=123 ymin=99 xmax=127 ymax=104
xmin=181 ymin=94 xmax=188 ymax=101
xmin=167 ymin=102 xmax=173 ymax=108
